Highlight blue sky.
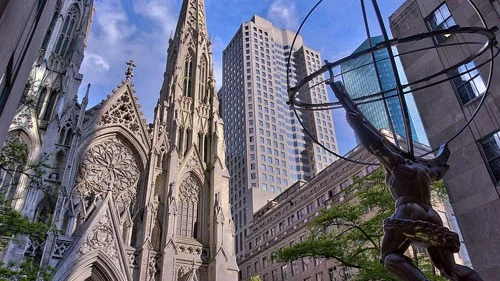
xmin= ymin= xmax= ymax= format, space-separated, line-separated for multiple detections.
xmin=79 ymin=0 xmax=408 ymax=154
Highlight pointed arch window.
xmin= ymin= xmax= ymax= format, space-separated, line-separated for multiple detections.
xmin=178 ymin=127 xmax=185 ymax=154
xmin=184 ymin=129 xmax=191 ymax=156
xmin=58 ymin=120 xmax=73 ymax=146
xmin=55 ymin=4 xmax=80 ymax=56
xmin=183 ymin=53 xmax=194 ymax=98
xmin=41 ymin=8 xmax=60 ymax=51
xmin=199 ymin=55 xmax=207 ymax=101
xmin=36 ymin=88 xmax=58 ymax=121
xmin=204 ymin=134 xmax=209 ymax=163
xmin=43 ymin=90 xmax=58 ymax=121
xmin=176 ymin=175 xmax=200 ymax=239
xmin=36 ymin=88 xmax=48 ymax=117
xmin=198 ymin=133 xmax=204 ymax=158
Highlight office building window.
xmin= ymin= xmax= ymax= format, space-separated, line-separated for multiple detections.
xmin=480 ymin=130 xmax=500 ymax=183
xmin=272 ymin=269 xmax=278 ymax=281
xmin=281 ymin=264 xmax=289 ymax=280
xmin=291 ymin=260 xmax=298 ymax=276
xmin=426 ymin=3 xmax=455 ymax=44
xmin=449 ymin=62 xmax=486 ymax=105
xmin=328 ymin=268 xmax=335 ymax=281
xmin=302 ymin=257 xmax=310 ymax=271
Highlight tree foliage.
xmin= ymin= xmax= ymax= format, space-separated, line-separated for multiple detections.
xmin=0 ymin=138 xmax=50 ymax=193
xmin=249 ymin=276 xmax=262 ymax=281
xmin=0 ymin=258 xmax=52 ymax=281
xmin=0 ymin=139 xmax=52 ymax=280
xmin=274 ymin=168 xmax=446 ymax=281
xmin=0 ymin=195 xmax=49 ymax=250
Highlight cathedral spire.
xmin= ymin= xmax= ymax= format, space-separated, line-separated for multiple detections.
xmin=174 ymin=0 xmax=208 ymax=42
xmin=149 ymin=0 xmax=238 ymax=280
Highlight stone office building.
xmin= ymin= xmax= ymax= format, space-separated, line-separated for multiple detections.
xmin=390 ymin=1 xmax=500 ymax=279
xmin=220 ymin=15 xmax=338 ymax=260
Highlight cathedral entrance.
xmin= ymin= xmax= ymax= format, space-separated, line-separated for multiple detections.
xmin=84 ymin=267 xmax=109 ymax=281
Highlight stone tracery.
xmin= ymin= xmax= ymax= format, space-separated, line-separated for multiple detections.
xmin=99 ymin=93 xmax=141 ymax=133
xmin=176 ymin=175 xmax=200 ymax=238
xmin=73 ymin=137 xmax=140 ymax=220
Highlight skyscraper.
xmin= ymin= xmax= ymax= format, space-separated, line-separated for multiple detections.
xmin=340 ymin=36 xmax=421 ymax=143
xmin=220 ymin=15 xmax=338 ymax=258
xmin=1 ymin=0 xmax=238 ymax=280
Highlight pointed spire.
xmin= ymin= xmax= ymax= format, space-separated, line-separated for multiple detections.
xmin=174 ymin=0 xmax=208 ymax=41
xmin=82 ymin=83 xmax=90 ymax=107
xmin=125 ymin=60 xmax=136 ymax=81
xmin=77 ymin=83 xmax=91 ymax=132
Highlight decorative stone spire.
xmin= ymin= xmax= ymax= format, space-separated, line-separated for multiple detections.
xmin=76 ymin=83 xmax=90 ymax=133
xmin=174 ymin=0 xmax=208 ymax=41
xmin=125 ymin=60 xmax=136 ymax=81
xmin=150 ymin=0 xmax=238 ymax=280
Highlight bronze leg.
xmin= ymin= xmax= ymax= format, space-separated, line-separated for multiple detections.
xmin=381 ymin=228 xmax=429 ymax=281
xmin=427 ymin=247 xmax=484 ymax=281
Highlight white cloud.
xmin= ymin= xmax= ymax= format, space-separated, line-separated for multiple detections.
xmin=95 ymin=0 xmax=137 ymax=45
xmin=83 ymin=53 xmax=110 ymax=72
xmin=79 ymin=0 xmax=179 ymax=121
xmin=132 ymin=0 xmax=176 ymax=33
xmin=267 ymin=0 xmax=299 ymax=31
xmin=211 ymin=36 xmax=226 ymax=90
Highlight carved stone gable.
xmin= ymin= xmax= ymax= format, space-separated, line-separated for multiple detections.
xmin=11 ymin=106 xmax=33 ymax=129
xmin=79 ymin=214 xmax=118 ymax=259
xmin=184 ymin=153 xmax=202 ymax=175
xmin=99 ymin=91 xmax=142 ymax=134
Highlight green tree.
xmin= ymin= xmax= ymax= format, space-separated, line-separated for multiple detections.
xmin=0 ymin=138 xmax=50 ymax=194
xmin=249 ymin=276 xmax=262 ymax=281
xmin=0 ymin=139 xmax=52 ymax=280
xmin=274 ymin=168 xmax=446 ymax=281
xmin=0 ymin=195 xmax=48 ymax=250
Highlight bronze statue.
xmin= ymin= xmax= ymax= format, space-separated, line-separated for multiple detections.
xmin=329 ymin=81 xmax=483 ymax=281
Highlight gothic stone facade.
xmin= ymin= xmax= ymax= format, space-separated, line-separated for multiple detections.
xmin=1 ymin=0 xmax=238 ymax=280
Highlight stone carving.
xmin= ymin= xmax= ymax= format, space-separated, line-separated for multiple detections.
xmin=73 ymin=137 xmax=139 ymax=219
xmin=25 ymin=236 xmax=44 ymax=257
xmin=52 ymin=238 xmax=73 ymax=258
xmin=99 ymin=92 xmax=141 ymax=133
xmin=148 ymin=252 xmax=160 ymax=278
xmin=197 ymin=1 xmax=206 ymax=38
xmin=177 ymin=244 xmax=202 ymax=256
xmin=79 ymin=214 xmax=118 ymax=259
xmin=11 ymin=107 xmax=33 ymax=129
xmin=125 ymin=248 xmax=140 ymax=268
xmin=178 ymin=176 xmax=199 ymax=203
xmin=185 ymin=154 xmax=202 ymax=175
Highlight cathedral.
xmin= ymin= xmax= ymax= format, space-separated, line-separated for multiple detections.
xmin=1 ymin=0 xmax=238 ymax=280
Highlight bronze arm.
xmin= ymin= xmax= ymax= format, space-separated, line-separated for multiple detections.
xmin=328 ymin=81 xmax=404 ymax=169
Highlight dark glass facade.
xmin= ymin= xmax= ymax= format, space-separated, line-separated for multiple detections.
xmin=340 ymin=36 xmax=419 ymax=142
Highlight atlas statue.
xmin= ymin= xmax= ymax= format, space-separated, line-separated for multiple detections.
xmin=329 ymin=81 xmax=484 ymax=281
